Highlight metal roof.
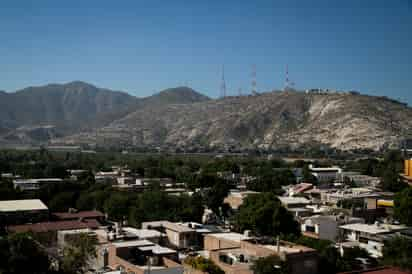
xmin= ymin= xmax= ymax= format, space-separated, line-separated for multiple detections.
xmin=0 ymin=199 xmax=48 ymax=212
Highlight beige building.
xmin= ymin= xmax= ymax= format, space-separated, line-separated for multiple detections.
xmin=0 ymin=199 xmax=49 ymax=225
xmin=204 ymin=233 xmax=318 ymax=274
xmin=103 ymin=240 xmax=183 ymax=274
xmin=142 ymin=221 xmax=220 ymax=250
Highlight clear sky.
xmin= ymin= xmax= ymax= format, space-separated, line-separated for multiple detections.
xmin=1 ymin=0 xmax=411 ymax=104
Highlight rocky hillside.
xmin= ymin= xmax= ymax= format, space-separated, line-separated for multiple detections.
xmin=55 ymin=91 xmax=412 ymax=151
xmin=0 ymin=81 xmax=138 ymax=131
xmin=0 ymin=82 xmax=209 ymax=145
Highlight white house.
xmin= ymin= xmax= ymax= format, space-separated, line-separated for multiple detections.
xmin=339 ymin=223 xmax=408 ymax=257
xmin=309 ymin=165 xmax=342 ymax=183
xmin=301 ymin=215 xmax=364 ymax=241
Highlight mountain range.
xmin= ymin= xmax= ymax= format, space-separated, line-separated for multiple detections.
xmin=1 ymin=81 xmax=411 ymax=151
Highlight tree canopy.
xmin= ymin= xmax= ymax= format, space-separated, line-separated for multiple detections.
xmin=0 ymin=233 xmax=52 ymax=274
xmin=234 ymin=192 xmax=299 ymax=237
xmin=381 ymin=236 xmax=412 ymax=271
xmin=394 ymin=187 xmax=412 ymax=226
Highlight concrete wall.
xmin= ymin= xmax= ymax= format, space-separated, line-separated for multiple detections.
xmin=105 ymin=244 xmax=183 ymax=274
xmin=209 ymin=250 xmax=253 ymax=274
xmin=318 ymin=219 xmax=338 ymax=241
xmin=204 ymin=235 xmax=241 ymax=251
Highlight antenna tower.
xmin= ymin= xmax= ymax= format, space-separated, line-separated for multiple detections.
xmin=220 ymin=65 xmax=226 ymax=98
xmin=251 ymin=64 xmax=257 ymax=95
xmin=284 ymin=65 xmax=289 ymax=91
xmin=285 ymin=65 xmax=296 ymax=91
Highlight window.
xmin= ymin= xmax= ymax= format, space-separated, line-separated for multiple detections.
xmin=305 ymin=225 xmax=316 ymax=233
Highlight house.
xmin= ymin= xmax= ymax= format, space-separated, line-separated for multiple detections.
xmin=277 ymin=196 xmax=311 ymax=209
xmin=120 ymin=227 xmax=163 ymax=243
xmin=142 ymin=221 xmax=220 ymax=250
xmin=301 ymin=215 xmax=364 ymax=241
xmin=338 ymin=173 xmax=380 ymax=187
xmin=67 ymin=169 xmax=88 ymax=180
xmin=339 ymin=223 xmax=409 ymax=257
xmin=13 ymin=178 xmax=64 ymax=191
xmin=116 ymin=176 xmax=135 ymax=185
xmin=1 ymin=173 xmax=21 ymax=179
xmin=277 ymin=196 xmax=313 ymax=218
xmin=321 ymin=188 xmax=379 ymax=205
xmin=204 ymin=233 xmax=318 ymax=274
xmin=100 ymin=240 xmax=183 ymax=274
xmin=52 ymin=210 xmax=105 ymax=223
xmin=286 ymin=183 xmax=313 ymax=197
xmin=93 ymin=225 xmax=165 ymax=246
xmin=7 ymin=219 xmax=101 ymax=234
xmin=95 ymin=171 xmax=119 ymax=184
xmin=309 ymin=164 xmax=342 ymax=183
xmin=0 ymin=199 xmax=49 ymax=225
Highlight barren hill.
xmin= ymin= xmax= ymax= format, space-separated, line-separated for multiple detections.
xmin=55 ymin=91 xmax=412 ymax=151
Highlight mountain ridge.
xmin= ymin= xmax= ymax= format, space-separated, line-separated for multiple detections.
xmin=53 ymin=90 xmax=412 ymax=151
xmin=1 ymin=81 xmax=411 ymax=151
xmin=0 ymin=82 xmax=209 ymax=146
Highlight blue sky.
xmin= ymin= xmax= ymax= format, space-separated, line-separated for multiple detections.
xmin=0 ymin=0 xmax=411 ymax=104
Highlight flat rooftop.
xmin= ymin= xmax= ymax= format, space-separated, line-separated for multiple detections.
xmin=340 ymin=223 xmax=407 ymax=234
xmin=13 ymin=178 xmax=63 ymax=183
xmin=53 ymin=210 xmax=104 ymax=220
xmin=121 ymin=227 xmax=163 ymax=239
xmin=8 ymin=219 xmax=100 ymax=233
xmin=112 ymin=239 xmax=154 ymax=248
xmin=0 ymin=199 xmax=48 ymax=212
xmin=138 ymin=244 xmax=176 ymax=255
xmin=278 ymin=196 xmax=310 ymax=205
xmin=207 ymin=232 xmax=251 ymax=243
xmin=263 ymin=242 xmax=315 ymax=254
xmin=142 ymin=220 xmax=194 ymax=233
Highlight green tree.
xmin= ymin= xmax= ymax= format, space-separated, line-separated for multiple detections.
xmin=103 ymin=193 xmax=130 ymax=221
xmin=247 ymin=168 xmax=294 ymax=195
xmin=337 ymin=246 xmax=375 ymax=272
xmin=204 ymin=180 xmax=232 ymax=215
xmin=381 ymin=236 xmax=412 ymax=271
xmin=302 ymin=164 xmax=317 ymax=184
xmin=48 ymin=192 xmax=76 ymax=212
xmin=234 ymin=193 xmax=299 ymax=237
xmin=394 ymin=187 xmax=412 ymax=225
xmin=184 ymin=256 xmax=224 ymax=274
xmin=251 ymin=255 xmax=290 ymax=274
xmin=380 ymin=150 xmax=406 ymax=192
xmin=4 ymin=233 xmax=51 ymax=274
xmin=61 ymin=233 xmax=98 ymax=274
